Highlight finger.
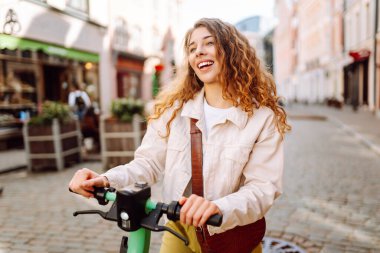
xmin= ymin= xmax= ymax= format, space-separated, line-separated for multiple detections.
xmin=199 ymin=204 xmax=220 ymax=227
xmin=82 ymin=177 xmax=107 ymax=190
xmin=192 ymin=200 xmax=210 ymax=227
xmin=86 ymin=169 xmax=100 ymax=179
xmin=178 ymin=196 xmax=187 ymax=205
xmin=79 ymin=189 xmax=94 ymax=198
xmin=68 ymin=168 xmax=98 ymax=191
xmin=69 ymin=185 xmax=94 ymax=198
xmin=184 ymin=196 xmax=204 ymax=225
xmin=180 ymin=196 xmax=195 ymax=224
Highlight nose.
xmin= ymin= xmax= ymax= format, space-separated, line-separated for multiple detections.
xmin=195 ymin=45 xmax=205 ymax=57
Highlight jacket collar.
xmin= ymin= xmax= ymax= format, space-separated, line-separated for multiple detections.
xmin=181 ymin=88 xmax=249 ymax=129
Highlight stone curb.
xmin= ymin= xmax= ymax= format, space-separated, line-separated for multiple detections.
xmin=0 ymin=165 xmax=26 ymax=175
xmin=288 ymin=114 xmax=327 ymax=121
xmin=329 ymin=117 xmax=380 ymax=156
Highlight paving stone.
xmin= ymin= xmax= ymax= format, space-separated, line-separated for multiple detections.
xmin=0 ymin=241 xmax=12 ymax=247
xmin=11 ymin=243 xmax=34 ymax=251
xmin=320 ymin=244 xmax=346 ymax=253
xmin=47 ymin=246 xmax=68 ymax=253
xmin=8 ymin=250 xmax=26 ymax=253
xmin=307 ymin=247 xmax=322 ymax=253
xmin=282 ymin=233 xmax=294 ymax=241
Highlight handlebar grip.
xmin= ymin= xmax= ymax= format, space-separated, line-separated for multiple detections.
xmin=206 ymin=213 xmax=223 ymax=226
xmin=93 ymin=187 xmax=116 ymax=205
xmin=166 ymin=201 xmax=223 ymax=227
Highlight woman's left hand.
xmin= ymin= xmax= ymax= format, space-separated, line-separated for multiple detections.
xmin=179 ymin=194 xmax=221 ymax=227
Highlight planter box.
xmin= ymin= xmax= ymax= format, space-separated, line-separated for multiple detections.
xmin=100 ymin=115 xmax=146 ymax=170
xmin=23 ymin=119 xmax=82 ymax=171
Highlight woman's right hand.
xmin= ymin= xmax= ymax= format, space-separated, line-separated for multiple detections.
xmin=68 ymin=168 xmax=109 ymax=198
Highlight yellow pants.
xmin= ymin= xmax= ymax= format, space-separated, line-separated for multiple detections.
xmin=159 ymin=221 xmax=262 ymax=253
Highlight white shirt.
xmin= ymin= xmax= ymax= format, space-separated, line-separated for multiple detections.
xmin=203 ymin=98 xmax=234 ymax=139
xmin=68 ymin=90 xmax=91 ymax=107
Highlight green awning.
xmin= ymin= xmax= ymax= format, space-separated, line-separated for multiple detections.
xmin=0 ymin=34 xmax=99 ymax=62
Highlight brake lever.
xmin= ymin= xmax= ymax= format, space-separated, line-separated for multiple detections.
xmin=140 ymin=203 xmax=189 ymax=245
xmin=73 ymin=201 xmax=118 ymax=221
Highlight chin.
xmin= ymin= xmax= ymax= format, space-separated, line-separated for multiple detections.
xmin=198 ymin=76 xmax=218 ymax=84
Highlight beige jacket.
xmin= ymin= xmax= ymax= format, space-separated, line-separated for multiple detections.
xmin=103 ymin=89 xmax=284 ymax=235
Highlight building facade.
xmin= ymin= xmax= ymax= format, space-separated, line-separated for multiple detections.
xmin=296 ymin=0 xmax=336 ymax=103
xmin=0 ymin=0 xmax=180 ymax=121
xmin=274 ymin=0 xmax=298 ymax=101
xmin=274 ymin=0 xmax=379 ymax=115
xmin=376 ymin=0 xmax=380 ymax=115
xmin=343 ymin=0 xmax=376 ymax=111
xmin=101 ymin=0 xmax=179 ymax=116
xmin=0 ymin=0 xmax=181 ymax=153
xmin=0 ymin=0 xmax=106 ymax=119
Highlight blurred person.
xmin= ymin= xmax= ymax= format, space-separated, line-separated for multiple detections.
xmin=69 ymin=18 xmax=290 ymax=253
xmin=68 ymin=81 xmax=91 ymax=121
xmin=80 ymin=105 xmax=100 ymax=152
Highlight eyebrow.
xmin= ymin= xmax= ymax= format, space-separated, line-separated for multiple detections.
xmin=188 ymin=35 xmax=213 ymax=48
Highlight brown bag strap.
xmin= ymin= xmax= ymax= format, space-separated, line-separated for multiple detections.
xmin=190 ymin=118 xmax=204 ymax=197
xmin=191 ymin=118 xmax=216 ymax=252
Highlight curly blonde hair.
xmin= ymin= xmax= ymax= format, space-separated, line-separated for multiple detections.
xmin=150 ymin=18 xmax=291 ymax=137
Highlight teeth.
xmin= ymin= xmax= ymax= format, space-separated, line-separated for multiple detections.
xmin=198 ymin=61 xmax=213 ymax=68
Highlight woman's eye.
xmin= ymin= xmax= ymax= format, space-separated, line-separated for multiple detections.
xmin=189 ymin=47 xmax=196 ymax=53
xmin=206 ymin=41 xmax=214 ymax=45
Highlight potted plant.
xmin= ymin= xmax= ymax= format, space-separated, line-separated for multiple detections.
xmin=23 ymin=101 xmax=82 ymax=171
xmin=101 ymin=98 xmax=146 ymax=169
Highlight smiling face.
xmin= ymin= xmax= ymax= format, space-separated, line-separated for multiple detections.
xmin=187 ymin=27 xmax=222 ymax=86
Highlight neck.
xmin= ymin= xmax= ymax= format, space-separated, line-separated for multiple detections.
xmin=204 ymin=83 xmax=233 ymax=109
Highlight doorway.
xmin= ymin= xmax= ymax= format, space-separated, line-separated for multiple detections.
xmin=362 ymin=59 xmax=368 ymax=105
xmin=43 ymin=65 xmax=68 ymax=103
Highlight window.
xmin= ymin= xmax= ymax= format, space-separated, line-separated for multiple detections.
xmin=131 ymin=25 xmax=143 ymax=53
xmin=366 ymin=3 xmax=371 ymax=39
xmin=152 ymin=26 xmax=160 ymax=52
xmin=117 ymin=73 xmax=141 ymax=99
xmin=66 ymin=0 xmax=88 ymax=13
xmin=356 ymin=12 xmax=360 ymax=46
xmin=114 ymin=18 xmax=130 ymax=51
xmin=0 ymin=61 xmax=38 ymax=110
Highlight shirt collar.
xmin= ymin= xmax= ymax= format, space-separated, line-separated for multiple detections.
xmin=181 ymin=88 xmax=249 ymax=129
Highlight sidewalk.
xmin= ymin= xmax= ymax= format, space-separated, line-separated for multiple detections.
xmin=286 ymin=103 xmax=380 ymax=156
xmin=0 ymin=148 xmax=26 ymax=173
xmin=0 ymin=148 xmax=100 ymax=174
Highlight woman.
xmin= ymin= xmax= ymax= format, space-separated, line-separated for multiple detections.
xmin=69 ymin=18 xmax=290 ymax=253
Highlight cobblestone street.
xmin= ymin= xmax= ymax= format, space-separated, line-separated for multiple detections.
xmin=0 ymin=163 xmax=164 ymax=253
xmin=1 ymin=104 xmax=380 ymax=253
xmin=265 ymin=111 xmax=380 ymax=252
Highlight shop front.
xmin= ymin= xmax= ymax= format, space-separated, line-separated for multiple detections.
xmin=114 ymin=51 xmax=146 ymax=99
xmin=0 ymin=34 xmax=100 ymax=149
xmin=343 ymin=49 xmax=370 ymax=110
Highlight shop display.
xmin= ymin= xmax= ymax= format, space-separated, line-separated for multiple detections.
xmin=0 ymin=68 xmax=37 ymax=109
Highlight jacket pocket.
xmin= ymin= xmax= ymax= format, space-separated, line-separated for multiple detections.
xmin=221 ymin=146 xmax=251 ymax=192
xmin=223 ymin=146 xmax=251 ymax=165
xmin=166 ymin=132 xmax=189 ymax=175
